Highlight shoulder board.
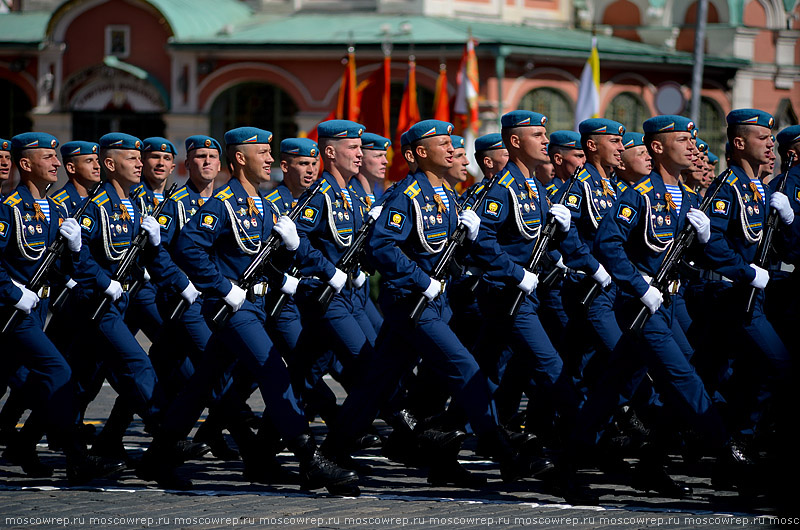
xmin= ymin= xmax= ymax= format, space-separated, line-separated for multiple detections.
xmin=577 ymin=168 xmax=592 ymax=183
xmin=499 ymin=171 xmax=514 ymax=188
xmin=170 ymin=187 xmax=189 ymax=202
xmin=443 ymin=182 xmax=453 ymax=191
xmin=724 ymin=172 xmax=738 ymax=186
xmin=92 ymin=191 xmax=109 ymax=206
xmin=682 ymin=183 xmax=697 ymax=195
xmin=634 ymin=178 xmax=653 ymax=195
xmin=616 ymin=181 xmax=628 ymax=193
xmin=474 ymin=184 xmax=485 ymax=195
xmin=404 ymin=181 xmax=421 ymax=198
xmin=132 ymin=184 xmax=145 ymax=198
xmin=49 ymin=197 xmax=68 ymax=215
xmin=265 ymin=189 xmax=281 ymax=203
xmin=51 ymin=190 xmax=69 ymax=204
xmin=2 ymin=192 xmax=21 ymax=206
xmin=320 ymin=180 xmax=332 ymax=195
xmin=214 ymin=186 xmax=234 ymax=200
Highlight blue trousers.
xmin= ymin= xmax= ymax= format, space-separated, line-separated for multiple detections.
xmin=125 ymin=280 xmax=163 ymax=342
xmin=331 ymin=291 xmax=498 ymax=447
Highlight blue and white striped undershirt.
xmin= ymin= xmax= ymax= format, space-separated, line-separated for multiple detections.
xmin=432 ymin=186 xmax=450 ymax=211
xmin=751 ymin=179 xmax=766 ymax=203
xmin=34 ymin=199 xmax=50 ymax=223
xmin=120 ymin=198 xmax=135 ymax=218
xmin=154 ymin=192 xmax=164 ymax=203
xmin=341 ymin=189 xmax=353 ymax=210
xmin=664 ymin=184 xmax=682 ymax=216
xmin=525 ymin=178 xmax=540 ymax=198
xmin=250 ymin=196 xmax=264 ymax=216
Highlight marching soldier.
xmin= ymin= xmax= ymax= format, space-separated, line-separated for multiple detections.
xmin=0 ymin=138 xmax=11 ymax=197
xmin=617 ymin=132 xmax=652 ymax=186
xmin=140 ymin=127 xmax=357 ymax=493
xmin=0 ymin=132 xmax=123 ymax=484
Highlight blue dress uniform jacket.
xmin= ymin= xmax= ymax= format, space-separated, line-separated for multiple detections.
xmin=767 ymin=164 xmax=800 ymax=265
xmin=51 ymin=181 xmax=86 ymax=216
xmin=265 ymin=184 xmax=297 ymax=216
xmin=175 ymin=178 xmax=290 ymax=301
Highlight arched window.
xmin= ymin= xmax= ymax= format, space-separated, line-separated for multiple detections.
xmin=0 ymin=79 xmax=33 ymax=138
xmin=605 ymin=92 xmax=650 ymax=131
xmin=210 ymin=82 xmax=299 ymax=154
xmin=696 ymin=96 xmax=726 ymax=163
xmin=518 ymin=88 xmax=573 ymax=132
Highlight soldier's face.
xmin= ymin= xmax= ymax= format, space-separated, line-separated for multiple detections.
xmin=282 ymin=155 xmax=317 ymax=189
xmin=557 ymin=149 xmax=586 ymax=176
xmin=445 ymin=148 xmax=469 ymax=183
xmin=517 ymin=127 xmax=549 ymax=164
xmin=360 ymin=150 xmax=388 ymax=181
xmin=143 ymin=151 xmax=175 ymax=184
xmin=621 ymin=146 xmax=652 ymax=179
xmin=332 ymin=138 xmax=362 ymax=177
xmin=106 ymin=149 xmax=142 ymax=185
xmin=23 ymin=148 xmax=61 ymax=184
xmin=186 ymin=148 xmax=220 ymax=185
xmin=595 ymin=135 xmax=624 ymax=169
xmin=660 ymin=132 xmax=694 ymax=171
xmin=419 ymin=135 xmax=454 ymax=170
xmin=243 ymin=143 xmax=273 ymax=183
xmin=0 ymin=151 xmax=11 ymax=181
xmin=737 ymin=126 xmax=774 ymax=166
xmin=68 ymin=154 xmax=101 ymax=184
xmin=484 ymin=149 xmax=509 ymax=175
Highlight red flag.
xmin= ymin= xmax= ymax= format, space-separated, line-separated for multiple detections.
xmin=432 ymin=63 xmax=450 ymax=123
xmin=357 ymin=56 xmax=391 ymax=139
xmin=304 ymin=49 xmax=359 ymax=141
xmin=388 ymin=57 xmax=421 ymax=182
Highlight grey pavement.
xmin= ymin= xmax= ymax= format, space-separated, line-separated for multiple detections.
xmin=0 ymin=375 xmax=789 ymax=530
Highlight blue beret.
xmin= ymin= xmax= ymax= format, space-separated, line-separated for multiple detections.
xmin=501 ymin=110 xmax=547 ymax=129
xmin=643 ymin=115 xmax=695 ymax=135
xmin=695 ymin=138 xmax=709 ymax=153
xmin=317 ymin=120 xmax=365 ymax=139
xmin=405 ymin=120 xmax=454 ymax=144
xmin=185 ymin=135 xmax=222 ymax=153
xmin=224 ymin=127 xmax=273 ymax=146
xmin=451 ymin=135 xmax=466 ymax=149
xmin=549 ymin=130 xmax=582 ymax=149
xmin=0 ymin=138 xmax=10 ymax=151
xmin=11 ymin=132 xmax=59 ymax=151
xmin=400 ymin=131 xmax=411 ymax=147
xmin=690 ymin=127 xmax=698 ymax=139
xmin=61 ymin=141 xmax=99 ymax=158
xmin=280 ymin=138 xmax=319 ymax=157
xmin=143 ymin=137 xmax=177 ymax=156
xmin=360 ymin=133 xmax=392 ymax=151
xmin=622 ymin=132 xmax=645 ymax=149
xmin=776 ymin=125 xmax=800 ymax=148
xmin=99 ymin=133 xmax=142 ymax=150
xmin=579 ymin=118 xmax=625 ymax=137
xmin=474 ymin=133 xmax=504 ymax=152
xmin=727 ymin=108 xmax=774 ymax=129
xmin=707 ymin=151 xmax=719 ymax=165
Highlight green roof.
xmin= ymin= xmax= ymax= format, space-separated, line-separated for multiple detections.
xmin=144 ymin=0 xmax=251 ymax=40
xmin=172 ymin=13 xmax=748 ymax=68
xmin=0 ymin=12 xmax=50 ymax=46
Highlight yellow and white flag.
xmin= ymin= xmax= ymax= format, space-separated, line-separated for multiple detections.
xmin=574 ymin=37 xmax=600 ymax=130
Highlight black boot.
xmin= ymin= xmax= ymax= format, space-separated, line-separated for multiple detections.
xmin=229 ymin=417 xmax=296 ymax=485
xmin=194 ymin=417 xmax=239 ymax=461
xmin=2 ymin=429 xmax=53 ymax=478
xmin=290 ymin=433 xmax=359 ymax=495
xmin=136 ymin=439 xmax=194 ymax=490
xmin=712 ymin=439 xmax=758 ymax=495
xmin=631 ymin=441 xmax=692 ymax=498
xmin=90 ymin=399 xmax=134 ymax=465
xmin=480 ymin=427 xmax=553 ymax=483
xmin=67 ymin=454 xmax=126 ymax=486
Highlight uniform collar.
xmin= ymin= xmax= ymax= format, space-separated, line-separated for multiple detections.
xmin=13 ymin=183 xmax=54 ymax=211
xmin=226 ymin=177 xmax=265 ymax=202
xmin=348 ymin=176 xmax=368 ymax=199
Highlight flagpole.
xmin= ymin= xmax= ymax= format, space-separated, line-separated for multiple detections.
xmin=689 ymin=0 xmax=708 ymax=124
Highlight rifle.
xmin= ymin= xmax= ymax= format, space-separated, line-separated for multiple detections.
xmin=89 ymin=183 xmax=178 ymax=322
xmin=1 ymin=182 xmax=104 ymax=334
xmin=408 ymin=173 xmax=501 ymax=324
xmin=628 ymin=170 xmax=731 ymax=333
xmin=744 ymin=152 xmax=796 ymax=318
xmin=503 ymin=166 xmax=582 ymax=318
xmin=210 ymin=178 xmax=325 ymax=328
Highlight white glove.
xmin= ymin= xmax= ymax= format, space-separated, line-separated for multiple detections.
xmin=224 ymin=284 xmax=247 ymax=312
xmin=104 ymin=280 xmax=123 ymax=302
xmin=555 ymin=257 xmax=567 ymax=270
xmin=352 ymin=270 xmax=367 ymax=289
xmin=274 ymin=215 xmax=300 ymax=251
xmin=328 ymin=268 xmax=347 ymax=293
xmin=592 ymin=263 xmax=612 ymax=288
xmin=458 ymin=209 xmax=481 ymax=241
xmin=59 ymin=218 xmax=82 ymax=252
xmin=686 ymin=207 xmax=711 ymax=244
xmin=749 ymin=264 xmax=769 ymax=289
xmin=141 ymin=216 xmax=161 ymax=246
xmin=770 ymin=192 xmax=795 ymax=226
xmin=640 ymin=285 xmax=663 ymax=315
xmin=180 ymin=282 xmax=201 ymax=305
xmin=65 ymin=278 xmax=77 ymax=289
xmin=14 ymin=286 xmax=40 ymax=314
xmin=550 ymin=203 xmax=571 ymax=233
xmin=280 ymin=274 xmax=299 ymax=296
xmin=143 ymin=268 xmax=151 ymax=282
xmin=517 ymin=269 xmax=539 ymax=294
xmin=423 ymin=278 xmax=442 ymax=301
xmin=368 ymin=205 xmax=383 ymax=221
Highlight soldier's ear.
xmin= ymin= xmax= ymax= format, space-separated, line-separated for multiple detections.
xmin=324 ymin=144 xmax=336 ymax=161
xmin=414 ymin=144 xmax=427 ymax=160
xmin=552 ymin=152 xmax=563 ymax=166
xmin=279 ymin=158 xmax=289 ymax=173
xmin=18 ymin=156 xmax=32 ymax=172
xmin=649 ymin=139 xmax=664 ymax=155
xmin=483 ymin=155 xmax=494 ymax=169
xmin=508 ymin=133 xmax=521 ymax=149
xmin=585 ymin=137 xmax=598 ymax=153
xmin=102 ymin=156 xmax=115 ymax=173
xmin=65 ymin=160 xmax=76 ymax=175
xmin=732 ymin=136 xmax=746 ymax=152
